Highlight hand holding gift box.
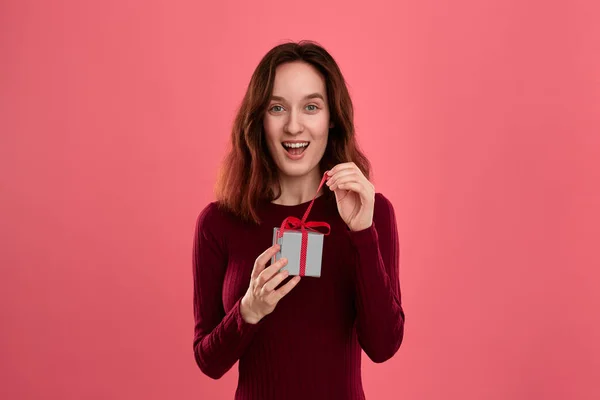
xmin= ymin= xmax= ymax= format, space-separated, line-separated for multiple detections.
xmin=271 ymin=172 xmax=331 ymax=277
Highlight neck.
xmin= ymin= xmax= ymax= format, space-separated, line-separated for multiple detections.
xmin=272 ymin=168 xmax=325 ymax=206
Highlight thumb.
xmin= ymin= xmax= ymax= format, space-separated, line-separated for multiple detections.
xmin=252 ymin=244 xmax=280 ymax=280
xmin=333 ymin=187 xmax=349 ymax=203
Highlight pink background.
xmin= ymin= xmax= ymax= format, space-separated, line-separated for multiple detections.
xmin=2 ymin=0 xmax=599 ymax=399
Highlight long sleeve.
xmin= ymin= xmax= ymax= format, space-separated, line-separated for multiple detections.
xmin=347 ymin=193 xmax=405 ymax=363
xmin=192 ymin=203 xmax=263 ymax=379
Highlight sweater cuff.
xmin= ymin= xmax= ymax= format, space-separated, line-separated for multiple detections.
xmin=233 ymin=297 xmax=264 ymax=335
xmin=347 ymin=222 xmax=378 ymax=247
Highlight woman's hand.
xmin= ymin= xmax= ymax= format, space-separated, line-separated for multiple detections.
xmin=326 ymin=162 xmax=375 ymax=232
xmin=240 ymin=244 xmax=301 ymax=324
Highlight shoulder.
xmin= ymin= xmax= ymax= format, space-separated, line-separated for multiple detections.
xmin=194 ymin=201 xmax=235 ymax=237
xmin=373 ymin=192 xmax=398 ymax=227
xmin=196 ymin=201 xmax=223 ymax=228
xmin=374 ymin=192 xmax=395 ymax=214
xmin=194 ymin=201 xmax=236 ymax=255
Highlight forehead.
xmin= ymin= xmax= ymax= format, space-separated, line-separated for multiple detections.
xmin=272 ymin=61 xmax=327 ymax=99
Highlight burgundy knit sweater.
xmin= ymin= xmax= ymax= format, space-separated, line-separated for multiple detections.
xmin=192 ymin=192 xmax=405 ymax=399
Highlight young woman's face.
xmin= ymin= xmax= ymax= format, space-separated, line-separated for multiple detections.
xmin=263 ymin=61 xmax=331 ymax=179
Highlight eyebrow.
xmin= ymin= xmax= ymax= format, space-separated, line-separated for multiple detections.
xmin=270 ymin=93 xmax=325 ymax=102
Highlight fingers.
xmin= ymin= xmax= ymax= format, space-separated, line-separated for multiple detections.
xmin=261 ymin=268 xmax=290 ymax=292
xmin=251 ymin=244 xmax=281 ymax=280
xmin=334 ymin=181 xmax=364 ymax=195
xmin=256 ymin=257 xmax=288 ymax=287
xmin=267 ymin=275 xmax=302 ymax=303
xmin=331 ymin=176 xmax=361 ymax=192
xmin=327 ymin=169 xmax=360 ymax=190
xmin=327 ymin=161 xmax=357 ymax=177
xmin=327 ymin=163 xmax=373 ymax=191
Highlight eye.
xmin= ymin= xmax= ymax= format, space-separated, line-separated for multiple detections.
xmin=306 ymin=104 xmax=319 ymax=111
xmin=269 ymin=105 xmax=284 ymax=113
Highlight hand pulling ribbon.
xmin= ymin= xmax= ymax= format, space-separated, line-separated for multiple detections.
xmin=276 ymin=171 xmax=331 ymax=276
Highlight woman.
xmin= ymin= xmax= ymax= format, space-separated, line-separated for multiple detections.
xmin=192 ymin=40 xmax=405 ymax=399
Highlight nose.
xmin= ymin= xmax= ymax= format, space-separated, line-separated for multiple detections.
xmin=283 ymin=109 xmax=304 ymax=135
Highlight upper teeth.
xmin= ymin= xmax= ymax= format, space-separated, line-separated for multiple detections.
xmin=283 ymin=142 xmax=309 ymax=148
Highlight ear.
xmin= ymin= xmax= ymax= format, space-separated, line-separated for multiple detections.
xmin=329 ymin=121 xmax=334 ymax=129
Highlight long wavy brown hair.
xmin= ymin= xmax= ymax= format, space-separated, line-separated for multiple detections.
xmin=214 ymin=40 xmax=371 ymax=224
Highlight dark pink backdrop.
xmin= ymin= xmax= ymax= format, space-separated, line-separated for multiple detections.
xmin=2 ymin=1 xmax=599 ymax=399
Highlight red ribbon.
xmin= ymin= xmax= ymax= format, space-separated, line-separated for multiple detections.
xmin=276 ymin=171 xmax=331 ymax=276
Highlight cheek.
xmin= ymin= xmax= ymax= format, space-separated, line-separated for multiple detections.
xmin=263 ymin=119 xmax=280 ymax=153
xmin=309 ymin=118 xmax=330 ymax=141
xmin=263 ymin=117 xmax=275 ymax=135
xmin=263 ymin=117 xmax=282 ymax=135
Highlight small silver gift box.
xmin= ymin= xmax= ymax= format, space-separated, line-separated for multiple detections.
xmin=271 ymin=228 xmax=324 ymax=277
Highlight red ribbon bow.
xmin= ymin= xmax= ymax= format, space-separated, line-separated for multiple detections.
xmin=276 ymin=171 xmax=331 ymax=276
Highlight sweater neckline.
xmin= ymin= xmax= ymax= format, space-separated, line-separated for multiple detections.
xmin=259 ymin=192 xmax=331 ymax=219
xmin=268 ymin=192 xmax=326 ymax=208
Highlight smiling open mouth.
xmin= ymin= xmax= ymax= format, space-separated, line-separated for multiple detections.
xmin=282 ymin=141 xmax=310 ymax=156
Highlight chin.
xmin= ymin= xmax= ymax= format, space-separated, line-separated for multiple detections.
xmin=277 ymin=160 xmax=320 ymax=177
